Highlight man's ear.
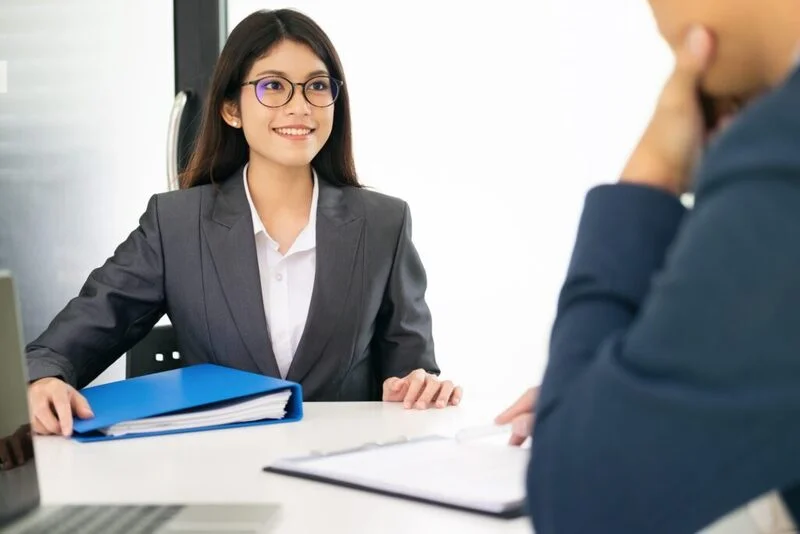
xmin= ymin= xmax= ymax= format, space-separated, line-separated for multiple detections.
xmin=221 ymin=100 xmax=241 ymax=128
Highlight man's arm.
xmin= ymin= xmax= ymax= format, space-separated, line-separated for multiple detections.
xmin=529 ymin=175 xmax=800 ymax=534
xmin=535 ymin=183 xmax=686 ymax=417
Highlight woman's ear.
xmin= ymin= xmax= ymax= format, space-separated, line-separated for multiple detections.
xmin=221 ymin=100 xmax=241 ymax=128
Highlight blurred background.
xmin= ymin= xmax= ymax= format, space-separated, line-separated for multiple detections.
xmin=0 ymin=0 xmax=672 ymax=406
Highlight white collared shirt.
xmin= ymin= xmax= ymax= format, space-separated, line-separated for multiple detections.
xmin=243 ymin=163 xmax=318 ymax=378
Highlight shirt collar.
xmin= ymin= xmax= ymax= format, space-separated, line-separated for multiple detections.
xmin=243 ymin=162 xmax=318 ymax=250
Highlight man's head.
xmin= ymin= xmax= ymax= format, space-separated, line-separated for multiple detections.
xmin=648 ymin=0 xmax=800 ymax=99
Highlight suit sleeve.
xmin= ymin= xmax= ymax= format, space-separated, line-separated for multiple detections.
xmin=528 ymin=176 xmax=800 ymax=533
xmin=536 ymin=183 xmax=687 ymax=414
xmin=25 ymin=195 xmax=166 ymax=389
xmin=373 ymin=202 xmax=439 ymax=380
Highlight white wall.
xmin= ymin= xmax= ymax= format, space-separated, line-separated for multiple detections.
xmin=227 ymin=1 xmax=673 ymax=405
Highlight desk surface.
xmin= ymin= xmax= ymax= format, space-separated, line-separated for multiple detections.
xmin=34 ymin=401 xmax=533 ymax=534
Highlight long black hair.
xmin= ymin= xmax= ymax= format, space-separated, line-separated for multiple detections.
xmin=180 ymin=9 xmax=359 ymax=189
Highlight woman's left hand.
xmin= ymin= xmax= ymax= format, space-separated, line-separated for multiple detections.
xmin=382 ymin=369 xmax=462 ymax=409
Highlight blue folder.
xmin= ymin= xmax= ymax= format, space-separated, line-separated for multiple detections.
xmin=71 ymin=363 xmax=303 ymax=443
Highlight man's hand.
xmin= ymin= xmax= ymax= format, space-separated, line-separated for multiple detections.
xmin=621 ymin=25 xmax=716 ymax=196
xmin=495 ymin=386 xmax=540 ymax=446
xmin=382 ymin=369 xmax=462 ymax=409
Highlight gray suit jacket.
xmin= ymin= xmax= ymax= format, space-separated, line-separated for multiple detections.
xmin=25 ymin=168 xmax=438 ymax=401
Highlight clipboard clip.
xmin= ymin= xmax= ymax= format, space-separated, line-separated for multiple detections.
xmin=309 ymin=435 xmax=413 ymax=457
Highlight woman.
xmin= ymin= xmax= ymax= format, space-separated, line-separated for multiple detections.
xmin=25 ymin=8 xmax=461 ymax=437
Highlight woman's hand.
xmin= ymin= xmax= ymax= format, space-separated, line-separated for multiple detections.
xmin=382 ymin=369 xmax=462 ymax=409
xmin=621 ymin=25 xmax=717 ymax=196
xmin=495 ymin=386 xmax=540 ymax=446
xmin=27 ymin=377 xmax=94 ymax=436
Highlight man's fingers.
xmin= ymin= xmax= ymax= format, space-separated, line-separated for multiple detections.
xmin=509 ymin=432 xmax=528 ymax=447
xmin=508 ymin=414 xmax=534 ymax=447
xmin=671 ymin=25 xmax=715 ymax=87
xmin=495 ymin=387 xmax=536 ymax=424
xmin=657 ymin=26 xmax=715 ymax=124
xmin=512 ymin=413 xmax=534 ymax=439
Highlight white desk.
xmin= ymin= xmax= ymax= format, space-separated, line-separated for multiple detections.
xmin=33 ymin=401 xmax=533 ymax=534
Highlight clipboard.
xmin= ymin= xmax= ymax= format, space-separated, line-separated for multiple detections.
xmin=263 ymin=434 xmax=529 ymax=518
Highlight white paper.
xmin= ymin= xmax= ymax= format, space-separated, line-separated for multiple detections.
xmin=272 ymin=436 xmax=529 ymax=514
xmin=100 ymin=390 xmax=291 ymax=436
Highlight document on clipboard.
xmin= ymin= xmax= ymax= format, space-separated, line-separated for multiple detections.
xmin=263 ymin=434 xmax=530 ymax=518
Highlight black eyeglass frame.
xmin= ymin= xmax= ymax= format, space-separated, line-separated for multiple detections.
xmin=240 ymin=74 xmax=344 ymax=108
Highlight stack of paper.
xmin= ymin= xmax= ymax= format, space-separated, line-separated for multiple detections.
xmin=99 ymin=390 xmax=292 ymax=437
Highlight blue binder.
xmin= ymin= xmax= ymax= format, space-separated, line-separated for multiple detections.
xmin=71 ymin=363 xmax=303 ymax=442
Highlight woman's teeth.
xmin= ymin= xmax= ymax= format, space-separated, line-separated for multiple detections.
xmin=274 ymin=127 xmax=312 ymax=136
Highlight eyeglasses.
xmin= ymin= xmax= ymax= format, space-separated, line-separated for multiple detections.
xmin=241 ymin=74 xmax=344 ymax=108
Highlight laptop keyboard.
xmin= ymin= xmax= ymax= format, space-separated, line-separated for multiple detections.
xmin=21 ymin=505 xmax=182 ymax=534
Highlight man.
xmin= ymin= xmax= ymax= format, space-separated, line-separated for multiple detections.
xmin=497 ymin=1 xmax=800 ymax=532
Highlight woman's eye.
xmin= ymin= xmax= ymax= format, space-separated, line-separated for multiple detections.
xmin=261 ymin=79 xmax=284 ymax=91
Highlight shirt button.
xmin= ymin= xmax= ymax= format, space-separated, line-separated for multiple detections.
xmin=275 ymin=273 xmax=283 ymax=281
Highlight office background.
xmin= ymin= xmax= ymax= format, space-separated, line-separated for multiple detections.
xmin=0 ymin=0 xmax=672 ymax=405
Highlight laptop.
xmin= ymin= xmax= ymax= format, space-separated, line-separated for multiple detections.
xmin=0 ymin=271 xmax=281 ymax=533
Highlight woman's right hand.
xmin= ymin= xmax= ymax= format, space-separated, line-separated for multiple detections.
xmin=27 ymin=377 xmax=94 ymax=436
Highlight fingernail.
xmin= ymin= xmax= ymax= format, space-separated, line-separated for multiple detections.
xmin=415 ymin=401 xmax=425 ymax=409
xmin=404 ymin=402 xmax=411 ymax=409
xmin=436 ymin=400 xmax=445 ymax=408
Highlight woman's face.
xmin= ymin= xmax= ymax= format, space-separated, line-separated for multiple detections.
xmin=647 ymin=0 xmax=767 ymax=99
xmin=225 ymin=39 xmax=337 ymax=170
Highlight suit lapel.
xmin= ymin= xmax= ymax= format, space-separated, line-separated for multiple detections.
xmin=202 ymin=170 xmax=280 ymax=377
xmin=286 ymin=179 xmax=364 ymax=383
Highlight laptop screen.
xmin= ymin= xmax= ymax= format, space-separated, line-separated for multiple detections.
xmin=0 ymin=273 xmax=41 ymax=526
